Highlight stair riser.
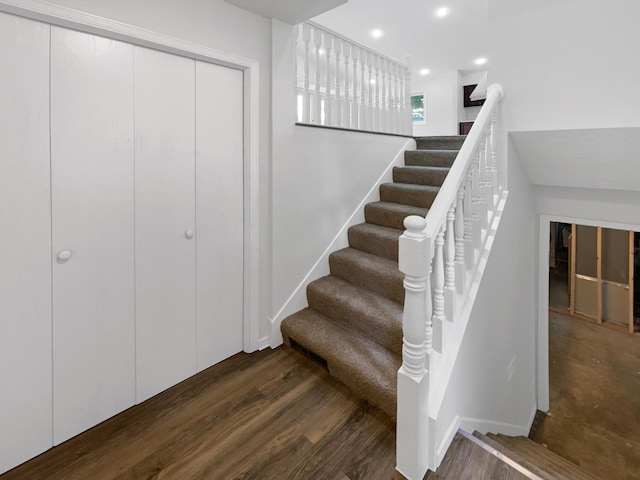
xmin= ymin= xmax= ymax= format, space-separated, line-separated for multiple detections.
xmin=393 ymin=166 xmax=448 ymax=187
xmin=404 ymin=150 xmax=457 ymax=168
xmin=415 ymin=136 xmax=465 ymax=150
xmin=364 ymin=203 xmax=428 ymax=230
xmin=329 ymin=253 xmax=404 ymax=304
xmin=306 ymin=282 xmax=402 ymax=354
xmin=379 ymin=184 xmax=438 ymax=209
xmin=348 ymin=226 xmax=399 ymax=261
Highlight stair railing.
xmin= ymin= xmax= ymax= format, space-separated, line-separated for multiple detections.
xmin=396 ymin=84 xmax=505 ymax=480
xmin=294 ymin=21 xmax=413 ymax=135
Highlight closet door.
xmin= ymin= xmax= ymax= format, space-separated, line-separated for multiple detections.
xmin=195 ymin=61 xmax=244 ymax=371
xmin=51 ymin=27 xmax=135 ymax=444
xmin=135 ymin=47 xmax=197 ymax=402
xmin=0 ymin=13 xmax=52 ymax=473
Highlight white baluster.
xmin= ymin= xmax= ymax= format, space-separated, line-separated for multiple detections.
xmin=381 ymin=59 xmax=387 ymax=133
xmin=352 ymin=46 xmax=359 ymax=129
xmin=425 ymin=255 xmax=433 ymax=354
xmin=367 ymin=52 xmax=374 ymax=130
xmin=455 ymin=186 xmax=465 ymax=293
xmin=484 ymin=132 xmax=493 ymax=209
xmin=395 ymin=63 xmax=402 ymax=134
xmin=471 ymin=154 xmax=482 ymax=249
xmin=324 ymin=33 xmax=333 ymax=126
xmin=399 ymin=216 xmax=428 ymax=376
xmin=342 ymin=41 xmax=350 ymax=128
xmin=334 ymin=38 xmax=342 ymax=127
xmin=313 ymin=28 xmax=322 ymax=124
xmin=373 ymin=56 xmax=381 ymax=131
xmin=444 ymin=205 xmax=456 ymax=322
xmin=384 ymin=61 xmax=392 ymax=133
xmin=403 ymin=56 xmax=412 ymax=134
xmin=359 ymin=48 xmax=367 ymax=130
xmin=464 ymin=169 xmax=474 ymax=271
xmin=433 ymin=224 xmax=446 ymax=327
xmin=302 ymin=24 xmax=311 ymax=123
xmin=490 ymin=114 xmax=499 ymax=200
xmin=477 ymin=140 xmax=488 ymax=231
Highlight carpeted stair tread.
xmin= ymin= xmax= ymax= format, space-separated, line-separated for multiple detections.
xmin=348 ymin=223 xmax=402 ymax=261
xmin=379 ymin=182 xmax=440 ymax=209
xmin=281 ymin=307 xmax=400 ymax=418
xmin=415 ymin=135 xmax=466 ymax=150
xmin=472 ymin=432 xmax=558 ymax=480
xmin=393 ymin=165 xmax=449 ymax=187
xmin=364 ymin=201 xmax=429 ymax=230
xmin=307 ymin=275 xmax=403 ymax=354
xmin=329 ymin=247 xmax=404 ymax=304
xmin=404 ymin=150 xmax=458 ymax=168
xmin=487 ymin=434 xmax=600 ymax=480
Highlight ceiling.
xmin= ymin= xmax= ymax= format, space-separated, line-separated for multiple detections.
xmin=311 ymin=0 xmax=488 ymax=79
xmin=225 ymin=0 xmax=347 ymax=25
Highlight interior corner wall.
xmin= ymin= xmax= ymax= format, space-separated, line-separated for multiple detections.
xmin=271 ymin=19 xmax=410 ymax=323
xmin=412 ymin=71 xmax=458 ymax=137
xmin=36 ymin=0 xmax=274 ymax=340
xmin=489 ymin=0 xmax=640 ymax=132
xmin=436 ymin=140 xmax=537 ymax=448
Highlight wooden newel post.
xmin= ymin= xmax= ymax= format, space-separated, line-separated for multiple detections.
xmin=397 ymin=214 xmax=432 ymax=480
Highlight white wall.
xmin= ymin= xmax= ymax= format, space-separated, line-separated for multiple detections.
xmin=271 ymin=19 xmax=410 ymax=329
xmin=37 ymin=0 xmax=274 ymax=340
xmin=412 ymin=71 xmax=458 ymax=137
xmin=489 ymin=0 xmax=640 ymax=132
xmin=435 ymin=141 xmax=537 ymax=460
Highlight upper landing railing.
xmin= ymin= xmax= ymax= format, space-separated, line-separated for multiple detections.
xmin=294 ymin=21 xmax=413 ymax=135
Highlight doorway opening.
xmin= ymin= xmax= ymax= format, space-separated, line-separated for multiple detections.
xmin=534 ymin=221 xmax=640 ymax=479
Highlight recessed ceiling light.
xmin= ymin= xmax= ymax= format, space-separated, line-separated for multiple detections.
xmin=370 ymin=79 xmax=377 ymax=85
xmin=419 ymin=68 xmax=430 ymax=76
xmin=371 ymin=29 xmax=383 ymax=39
xmin=474 ymin=57 xmax=488 ymax=65
xmin=435 ymin=7 xmax=450 ymax=18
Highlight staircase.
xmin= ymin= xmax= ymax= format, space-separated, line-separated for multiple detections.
xmin=427 ymin=430 xmax=600 ymax=479
xmin=472 ymin=432 xmax=600 ymax=480
xmin=280 ymin=136 xmax=466 ymax=419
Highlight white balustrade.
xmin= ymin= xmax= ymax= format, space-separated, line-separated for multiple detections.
xmin=397 ymin=84 xmax=505 ymax=479
xmin=295 ymin=21 xmax=412 ymax=135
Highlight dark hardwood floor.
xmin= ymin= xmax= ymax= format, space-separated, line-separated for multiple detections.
xmin=1 ymin=347 xmax=398 ymax=480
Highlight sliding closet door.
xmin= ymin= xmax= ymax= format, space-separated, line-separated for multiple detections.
xmin=195 ymin=62 xmax=244 ymax=371
xmin=135 ymin=47 xmax=197 ymax=402
xmin=0 ymin=13 xmax=52 ymax=473
xmin=51 ymin=27 xmax=135 ymax=444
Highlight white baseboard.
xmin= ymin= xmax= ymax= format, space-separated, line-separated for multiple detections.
xmin=268 ymin=138 xmax=415 ymax=347
xmin=258 ymin=335 xmax=270 ymax=351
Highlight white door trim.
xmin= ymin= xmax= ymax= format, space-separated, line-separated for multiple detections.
xmin=0 ymin=0 xmax=261 ymax=352
xmin=537 ymin=213 xmax=639 ymax=414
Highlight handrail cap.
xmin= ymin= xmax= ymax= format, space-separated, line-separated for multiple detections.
xmin=404 ymin=215 xmax=427 ymax=234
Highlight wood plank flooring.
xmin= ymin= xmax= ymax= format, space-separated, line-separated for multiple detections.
xmin=0 ymin=347 xmax=398 ymax=480
xmin=532 ymin=311 xmax=640 ymax=479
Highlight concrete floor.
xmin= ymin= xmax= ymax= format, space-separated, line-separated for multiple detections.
xmin=533 ymin=293 xmax=640 ymax=478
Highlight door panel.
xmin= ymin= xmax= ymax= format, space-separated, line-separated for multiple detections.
xmin=0 ymin=12 xmax=52 ymax=473
xmin=50 ymin=26 xmax=135 ymax=444
xmin=195 ymin=62 xmax=244 ymax=371
xmin=135 ymin=47 xmax=197 ymax=402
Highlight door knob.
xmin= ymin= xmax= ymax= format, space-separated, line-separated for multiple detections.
xmin=185 ymin=230 xmax=195 ymax=240
xmin=57 ymin=250 xmax=72 ymax=263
